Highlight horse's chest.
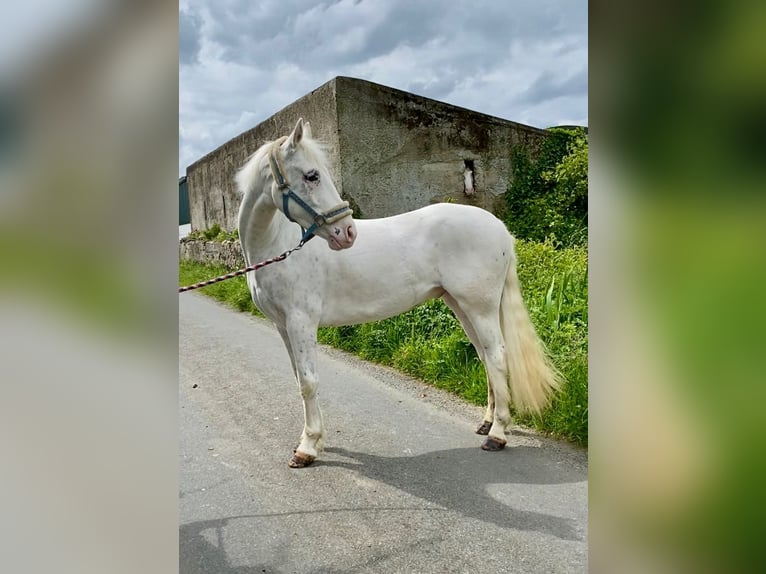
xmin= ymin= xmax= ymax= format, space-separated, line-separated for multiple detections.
xmin=256 ymin=268 xmax=321 ymax=309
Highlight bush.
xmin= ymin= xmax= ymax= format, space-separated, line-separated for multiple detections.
xmin=505 ymin=127 xmax=588 ymax=247
xmin=203 ymin=223 xmax=221 ymax=240
xmin=186 ymin=225 xmax=239 ymax=242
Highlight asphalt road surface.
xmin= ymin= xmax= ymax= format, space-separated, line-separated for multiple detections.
xmin=180 ymin=294 xmax=588 ymax=573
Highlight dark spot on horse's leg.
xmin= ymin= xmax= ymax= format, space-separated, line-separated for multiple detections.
xmin=475 ymin=420 xmax=492 ymax=435
xmin=288 ymin=449 xmax=316 ymax=468
xmin=481 ymin=436 xmax=507 ymax=451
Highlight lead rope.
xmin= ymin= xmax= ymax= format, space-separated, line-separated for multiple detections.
xmin=178 ymin=240 xmax=305 ymax=293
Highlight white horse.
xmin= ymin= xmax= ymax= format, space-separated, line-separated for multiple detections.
xmin=463 ymin=163 xmax=475 ymax=195
xmin=237 ymin=118 xmax=561 ymax=468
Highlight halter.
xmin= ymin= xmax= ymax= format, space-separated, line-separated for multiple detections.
xmin=268 ymin=136 xmax=352 ymax=244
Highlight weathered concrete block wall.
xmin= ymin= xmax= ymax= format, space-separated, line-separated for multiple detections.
xmin=186 ymin=76 xmax=549 ymax=231
xmin=186 ymin=80 xmax=341 ymax=232
xmin=335 ymin=77 xmax=547 ymax=218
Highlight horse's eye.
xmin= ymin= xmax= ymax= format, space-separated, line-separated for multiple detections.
xmin=304 ymin=170 xmax=320 ymax=183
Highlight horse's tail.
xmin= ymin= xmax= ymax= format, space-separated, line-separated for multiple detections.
xmin=500 ymin=240 xmax=563 ymax=414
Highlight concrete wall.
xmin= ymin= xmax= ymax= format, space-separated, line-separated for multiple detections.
xmin=334 ymin=77 xmax=547 ymax=218
xmin=186 ymin=76 xmax=549 ymax=231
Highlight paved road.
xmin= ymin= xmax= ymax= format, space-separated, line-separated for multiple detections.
xmin=180 ymin=294 xmax=588 ymax=573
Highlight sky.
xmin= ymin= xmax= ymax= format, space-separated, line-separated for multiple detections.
xmin=179 ymin=0 xmax=587 ymax=176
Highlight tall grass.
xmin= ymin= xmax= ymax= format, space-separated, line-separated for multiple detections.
xmin=515 ymin=239 xmax=588 ymax=443
xmin=179 ymin=238 xmax=588 ymax=445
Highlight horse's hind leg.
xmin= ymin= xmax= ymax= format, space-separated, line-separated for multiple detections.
xmin=472 ymin=314 xmax=513 ymax=450
xmin=442 ymin=294 xmax=494 ymax=435
xmin=446 ymin=296 xmax=512 ymax=450
xmin=280 ymin=316 xmax=324 ymax=468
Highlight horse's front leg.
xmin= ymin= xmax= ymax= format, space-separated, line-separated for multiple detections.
xmin=282 ymin=316 xmax=324 ymax=468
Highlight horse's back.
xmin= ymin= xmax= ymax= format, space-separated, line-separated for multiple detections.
xmin=360 ymin=203 xmax=511 ymax=245
xmin=367 ymin=201 xmax=504 ymax=224
xmin=398 ymin=202 xmax=513 ymax=266
xmin=418 ymin=202 xmax=512 ymax=243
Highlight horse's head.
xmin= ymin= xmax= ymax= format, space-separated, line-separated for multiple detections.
xmin=269 ymin=118 xmax=357 ymax=251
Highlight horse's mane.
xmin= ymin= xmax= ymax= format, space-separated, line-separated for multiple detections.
xmin=235 ymin=135 xmax=329 ymax=198
xmin=235 ymin=141 xmax=271 ymax=198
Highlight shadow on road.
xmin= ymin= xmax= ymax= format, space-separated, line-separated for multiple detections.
xmin=319 ymin=445 xmax=584 ymax=541
xmin=180 ymin=515 xmax=428 ymax=574
xmin=180 ymin=517 xmax=274 ymax=574
xmin=180 ymin=445 xmax=585 ymax=572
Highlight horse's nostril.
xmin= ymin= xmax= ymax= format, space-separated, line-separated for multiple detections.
xmin=346 ymin=225 xmax=356 ymax=242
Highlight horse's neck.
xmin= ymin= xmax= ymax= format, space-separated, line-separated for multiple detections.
xmin=239 ymin=190 xmax=295 ymax=263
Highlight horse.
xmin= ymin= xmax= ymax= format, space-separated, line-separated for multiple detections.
xmin=236 ymin=118 xmax=561 ymax=468
xmin=463 ymin=163 xmax=475 ymax=195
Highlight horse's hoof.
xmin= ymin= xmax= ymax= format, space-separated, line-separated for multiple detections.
xmin=475 ymin=420 xmax=492 ymax=435
xmin=481 ymin=436 xmax=507 ymax=451
xmin=288 ymin=450 xmax=316 ymax=468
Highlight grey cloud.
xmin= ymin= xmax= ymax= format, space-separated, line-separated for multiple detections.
xmin=179 ymin=0 xmax=587 ymax=174
xmin=518 ymin=66 xmax=588 ymax=106
xmin=179 ymin=8 xmax=202 ymax=66
xmin=198 ymin=0 xmax=579 ymax=71
xmin=200 ymin=0 xmax=314 ymax=66
xmin=408 ymin=76 xmax=461 ymax=101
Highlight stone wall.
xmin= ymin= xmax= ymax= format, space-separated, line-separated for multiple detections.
xmin=179 ymin=238 xmax=244 ymax=269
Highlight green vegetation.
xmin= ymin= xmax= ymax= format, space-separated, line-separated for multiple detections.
xmin=505 ymin=127 xmax=588 ymax=247
xmin=179 ymin=238 xmax=588 ymax=445
xmin=186 ymin=224 xmax=239 ymax=242
xmin=317 ymin=299 xmax=489 ymax=404
xmin=514 ymin=239 xmax=588 ymax=442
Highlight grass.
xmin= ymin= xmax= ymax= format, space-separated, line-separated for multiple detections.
xmin=179 ymin=261 xmax=257 ymax=314
xmin=179 ymin=238 xmax=588 ymax=445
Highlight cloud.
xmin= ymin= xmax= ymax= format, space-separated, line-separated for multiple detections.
xmin=179 ymin=0 xmax=588 ymax=174
xmin=179 ymin=8 xmax=202 ymax=66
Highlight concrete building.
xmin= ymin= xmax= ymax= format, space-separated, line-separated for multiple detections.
xmin=186 ymin=76 xmax=549 ymax=232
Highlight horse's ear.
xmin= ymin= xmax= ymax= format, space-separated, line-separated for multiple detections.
xmin=286 ymin=118 xmax=304 ymax=151
xmin=303 ymin=121 xmax=312 ymax=139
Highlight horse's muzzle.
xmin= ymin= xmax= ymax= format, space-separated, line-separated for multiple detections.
xmin=327 ymin=219 xmax=357 ymax=250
